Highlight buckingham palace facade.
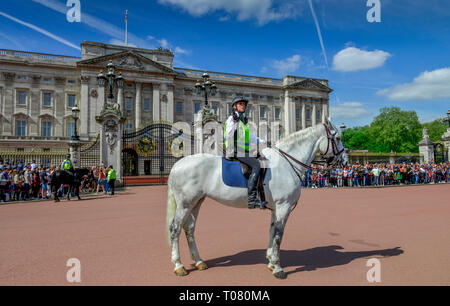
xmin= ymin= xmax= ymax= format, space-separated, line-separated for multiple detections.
xmin=0 ymin=41 xmax=332 ymax=153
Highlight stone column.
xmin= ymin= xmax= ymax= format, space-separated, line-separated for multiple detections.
xmin=322 ymin=100 xmax=328 ymax=123
xmin=117 ymin=87 xmax=123 ymax=118
xmin=97 ymin=86 xmax=105 ymax=115
xmin=312 ymin=102 xmax=317 ymax=126
xmin=135 ymin=82 xmax=142 ymax=129
xmin=152 ymin=83 xmax=160 ymax=121
xmin=80 ymin=76 xmax=90 ymax=137
xmin=418 ymin=128 xmax=435 ymax=163
xmin=167 ymin=84 xmax=174 ymax=123
xmin=283 ymin=91 xmax=295 ymax=135
xmin=69 ymin=140 xmax=81 ymax=168
xmin=301 ymin=101 xmax=306 ymax=129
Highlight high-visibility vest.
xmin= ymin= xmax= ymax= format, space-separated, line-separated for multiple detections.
xmin=107 ymin=169 xmax=116 ymax=181
xmin=63 ymin=159 xmax=72 ymax=170
xmin=224 ymin=119 xmax=250 ymax=152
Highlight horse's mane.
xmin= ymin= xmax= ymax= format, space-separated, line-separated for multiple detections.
xmin=277 ymin=124 xmax=324 ymax=147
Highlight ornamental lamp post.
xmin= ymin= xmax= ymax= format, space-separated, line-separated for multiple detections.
xmin=194 ymin=71 xmax=217 ymax=108
xmin=71 ymin=106 xmax=80 ymax=141
xmin=446 ymin=110 xmax=450 ymax=128
xmin=97 ymin=60 xmax=124 ymax=100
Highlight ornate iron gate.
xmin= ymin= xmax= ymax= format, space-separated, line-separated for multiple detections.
xmin=80 ymin=133 xmax=101 ymax=168
xmin=122 ymin=123 xmax=194 ymax=185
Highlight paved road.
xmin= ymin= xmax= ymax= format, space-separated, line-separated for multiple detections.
xmin=0 ymin=184 xmax=449 ymax=285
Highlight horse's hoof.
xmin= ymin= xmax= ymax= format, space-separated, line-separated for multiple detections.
xmin=174 ymin=266 xmax=188 ymax=276
xmin=195 ymin=261 xmax=208 ymax=271
xmin=273 ymin=271 xmax=287 ymax=279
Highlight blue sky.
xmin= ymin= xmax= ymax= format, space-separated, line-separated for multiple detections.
xmin=1 ymin=0 xmax=449 ymax=128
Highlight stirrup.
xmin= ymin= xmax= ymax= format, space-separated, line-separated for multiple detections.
xmin=248 ymin=200 xmax=267 ymax=210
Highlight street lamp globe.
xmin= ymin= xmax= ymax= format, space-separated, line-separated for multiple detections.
xmin=71 ymin=106 xmax=80 ymax=120
xmin=97 ymin=71 xmax=106 ymax=87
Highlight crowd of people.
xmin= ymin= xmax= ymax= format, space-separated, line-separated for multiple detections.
xmin=1 ymin=159 xmax=449 ymax=203
xmin=302 ymin=162 xmax=449 ymax=188
xmin=0 ymin=160 xmax=116 ymax=203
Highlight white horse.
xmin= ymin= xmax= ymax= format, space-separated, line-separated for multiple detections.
xmin=166 ymin=121 xmax=346 ymax=279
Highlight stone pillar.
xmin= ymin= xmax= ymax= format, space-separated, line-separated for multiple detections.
xmin=418 ymin=127 xmax=434 ymax=163
xmin=80 ymin=76 xmax=90 ymax=137
xmin=322 ymin=100 xmax=327 ymax=124
xmin=97 ymin=86 xmax=105 ymax=115
xmin=301 ymin=101 xmax=306 ymax=129
xmin=69 ymin=140 xmax=81 ymax=168
xmin=117 ymin=87 xmax=123 ymax=118
xmin=135 ymin=82 xmax=142 ymax=129
xmin=152 ymin=83 xmax=160 ymax=121
xmin=284 ymin=91 xmax=295 ymax=135
xmin=312 ymin=102 xmax=317 ymax=126
xmin=167 ymin=85 xmax=174 ymax=123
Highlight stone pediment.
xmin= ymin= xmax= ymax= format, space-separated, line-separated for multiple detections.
xmin=285 ymin=78 xmax=332 ymax=92
xmin=77 ymin=50 xmax=176 ymax=74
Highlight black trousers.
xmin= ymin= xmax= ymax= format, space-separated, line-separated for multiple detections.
xmin=236 ymin=157 xmax=261 ymax=176
xmin=108 ymin=179 xmax=116 ymax=195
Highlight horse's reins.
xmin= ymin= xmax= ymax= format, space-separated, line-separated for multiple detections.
xmin=272 ymin=124 xmax=344 ymax=183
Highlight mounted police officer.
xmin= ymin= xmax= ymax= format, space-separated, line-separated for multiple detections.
xmin=61 ymin=154 xmax=74 ymax=173
xmin=224 ymin=96 xmax=267 ymax=209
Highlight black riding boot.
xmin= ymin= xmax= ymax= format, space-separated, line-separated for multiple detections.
xmin=247 ymin=172 xmax=267 ymax=209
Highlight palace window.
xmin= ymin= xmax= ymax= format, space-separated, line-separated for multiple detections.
xmin=43 ymin=92 xmax=52 ymax=107
xmin=17 ymin=75 xmax=27 ymax=80
xmin=296 ymin=108 xmax=300 ymax=119
xmin=274 ymin=107 xmax=280 ymax=120
xmin=67 ymin=94 xmax=76 ymax=107
xmin=125 ymin=97 xmax=133 ymax=110
xmin=42 ymin=122 xmax=52 ymax=137
xmin=176 ymin=101 xmax=183 ymax=114
xmin=260 ymin=106 xmax=266 ymax=118
xmin=212 ymin=104 xmax=218 ymax=115
xmin=306 ymin=109 xmax=311 ymax=120
xmin=316 ymin=110 xmax=321 ymax=121
xmin=43 ymin=77 xmax=52 ymax=82
xmin=194 ymin=103 xmax=201 ymax=114
xmin=67 ymin=121 xmax=76 ymax=137
xmin=16 ymin=120 xmax=26 ymax=136
xmin=17 ymin=90 xmax=27 ymax=105
xmin=143 ymin=98 xmax=151 ymax=111
xmin=125 ymin=123 xmax=133 ymax=131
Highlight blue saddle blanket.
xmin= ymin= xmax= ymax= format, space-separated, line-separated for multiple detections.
xmin=221 ymin=157 xmax=248 ymax=188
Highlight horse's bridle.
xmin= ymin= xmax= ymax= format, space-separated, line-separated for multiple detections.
xmin=322 ymin=123 xmax=345 ymax=159
xmin=273 ymin=123 xmax=345 ymax=180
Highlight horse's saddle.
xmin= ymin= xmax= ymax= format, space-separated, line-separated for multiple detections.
xmin=221 ymin=156 xmax=268 ymax=202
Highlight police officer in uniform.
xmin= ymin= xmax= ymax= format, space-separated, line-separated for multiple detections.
xmin=224 ymin=96 xmax=267 ymax=209
xmin=107 ymin=165 xmax=116 ymax=195
xmin=61 ymin=154 xmax=74 ymax=173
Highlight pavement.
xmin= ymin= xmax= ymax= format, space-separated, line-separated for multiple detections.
xmin=0 ymin=183 xmax=449 ymax=285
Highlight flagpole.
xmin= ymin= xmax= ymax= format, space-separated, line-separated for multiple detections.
xmin=125 ymin=9 xmax=128 ymax=46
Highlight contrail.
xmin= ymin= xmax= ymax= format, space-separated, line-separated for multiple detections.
xmin=0 ymin=11 xmax=80 ymax=50
xmin=32 ymin=0 xmax=151 ymax=48
xmin=308 ymin=0 xmax=328 ymax=69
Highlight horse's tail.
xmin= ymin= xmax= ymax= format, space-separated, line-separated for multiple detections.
xmin=166 ymin=182 xmax=177 ymax=245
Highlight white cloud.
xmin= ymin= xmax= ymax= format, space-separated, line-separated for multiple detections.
xmin=157 ymin=0 xmax=305 ymax=25
xmin=157 ymin=38 xmax=170 ymax=49
xmin=174 ymin=46 xmax=189 ymax=55
xmin=378 ymin=67 xmax=450 ymax=101
xmin=330 ymin=102 xmax=370 ymax=120
xmin=272 ymin=54 xmax=301 ymax=75
xmin=332 ymin=47 xmax=391 ymax=72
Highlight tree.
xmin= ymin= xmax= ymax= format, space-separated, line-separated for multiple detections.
xmin=342 ymin=126 xmax=373 ymax=151
xmin=422 ymin=118 xmax=448 ymax=142
xmin=369 ymin=107 xmax=422 ymax=153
